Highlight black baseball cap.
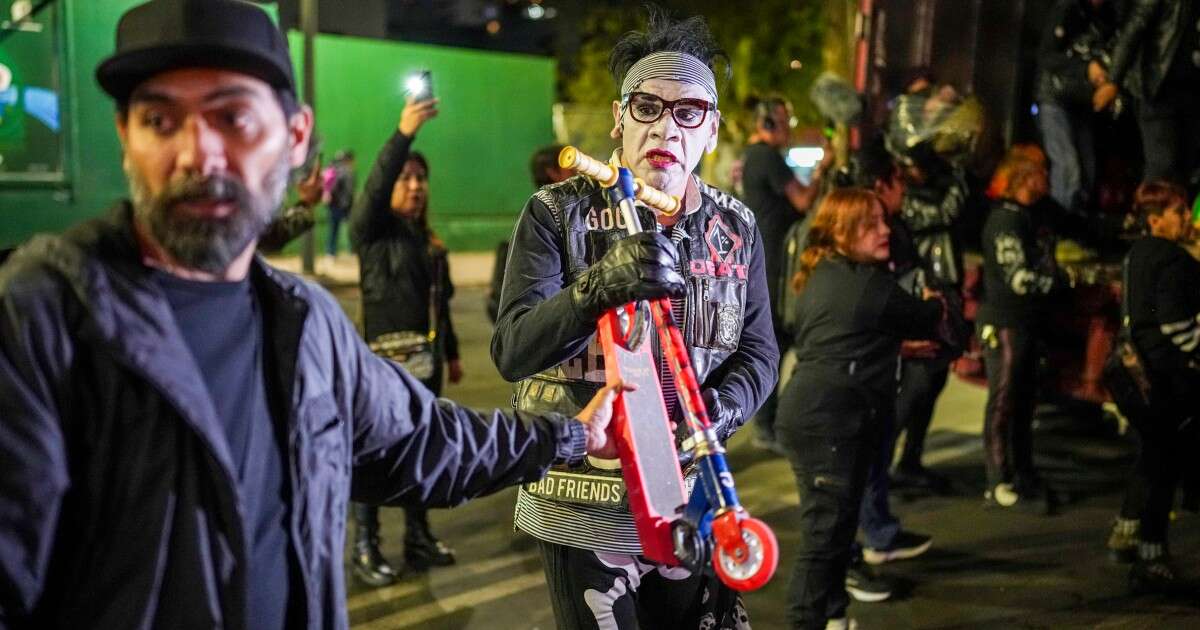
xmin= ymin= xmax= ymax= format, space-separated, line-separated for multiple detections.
xmin=96 ymin=0 xmax=296 ymax=104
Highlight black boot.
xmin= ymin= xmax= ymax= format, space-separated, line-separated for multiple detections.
xmin=352 ymin=504 xmax=398 ymax=587
xmin=404 ymin=508 xmax=455 ymax=572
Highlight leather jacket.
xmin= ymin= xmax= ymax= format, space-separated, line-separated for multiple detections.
xmin=1036 ymin=0 xmax=1117 ymax=107
xmin=899 ymin=166 xmax=967 ymax=288
xmin=492 ymin=174 xmax=779 ymax=458
xmin=1110 ymin=0 xmax=1194 ymax=100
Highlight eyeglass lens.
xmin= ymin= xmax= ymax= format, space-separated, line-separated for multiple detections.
xmin=627 ymin=93 xmax=709 ymax=128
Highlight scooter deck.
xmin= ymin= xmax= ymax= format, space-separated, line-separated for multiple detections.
xmin=597 ymin=306 xmax=686 ymax=565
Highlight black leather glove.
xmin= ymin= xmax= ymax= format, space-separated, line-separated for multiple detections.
xmin=702 ymin=388 xmax=742 ymax=444
xmin=676 ymin=388 xmax=742 ymax=469
xmin=570 ymin=231 xmax=685 ymax=320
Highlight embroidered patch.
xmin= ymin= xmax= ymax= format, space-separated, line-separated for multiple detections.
xmin=717 ymin=304 xmax=740 ymax=347
xmin=705 ymin=215 xmax=743 ymax=263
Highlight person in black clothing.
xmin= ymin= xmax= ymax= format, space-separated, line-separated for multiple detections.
xmin=839 ymin=142 xmax=936 ymax=581
xmin=778 ymin=188 xmax=945 ymax=630
xmin=1094 ymin=0 xmax=1200 ymax=191
xmin=978 ymin=157 xmax=1068 ymax=510
xmin=0 ymin=2 xmax=630 ymax=627
xmin=485 ymin=145 xmax=572 ymax=324
xmin=348 ymin=99 xmax=464 ymax=585
xmin=740 ymin=95 xmax=831 ymax=450
xmin=1106 ymin=180 xmax=1200 ymax=593
xmin=492 ymin=10 xmax=777 ymax=628
xmin=1035 ymin=0 xmax=1116 ymax=214
xmin=889 ymin=144 xmax=968 ymax=491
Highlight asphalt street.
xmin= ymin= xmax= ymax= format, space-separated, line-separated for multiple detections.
xmin=317 ymin=275 xmax=1199 ymax=630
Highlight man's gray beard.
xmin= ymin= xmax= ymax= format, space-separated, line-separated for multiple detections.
xmin=127 ymin=156 xmax=291 ymax=274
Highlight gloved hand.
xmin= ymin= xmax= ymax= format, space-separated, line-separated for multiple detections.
xmin=570 ymin=231 xmax=685 ymax=320
xmin=702 ymin=388 xmax=741 ymax=444
xmin=676 ymin=388 xmax=742 ymax=468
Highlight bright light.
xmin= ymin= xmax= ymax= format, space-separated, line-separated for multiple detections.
xmin=787 ymin=147 xmax=825 ymax=168
xmin=789 ymin=59 xmax=803 ymax=70
xmin=405 ymin=75 xmax=427 ymax=96
xmin=526 ymin=4 xmax=545 ymax=19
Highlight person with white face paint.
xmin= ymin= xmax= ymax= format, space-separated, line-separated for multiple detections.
xmin=491 ymin=7 xmax=778 ymax=629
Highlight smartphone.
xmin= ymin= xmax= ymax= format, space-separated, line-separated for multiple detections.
xmin=406 ymin=71 xmax=434 ymax=102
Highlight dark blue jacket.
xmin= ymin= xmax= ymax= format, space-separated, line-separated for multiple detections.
xmin=0 ymin=205 xmax=586 ymax=629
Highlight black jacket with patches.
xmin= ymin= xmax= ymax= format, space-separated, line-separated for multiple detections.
xmin=491 ymin=174 xmax=779 ymax=442
xmin=978 ymin=199 xmax=1067 ymax=328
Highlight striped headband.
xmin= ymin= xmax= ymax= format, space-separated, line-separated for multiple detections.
xmin=620 ymin=51 xmax=718 ymax=105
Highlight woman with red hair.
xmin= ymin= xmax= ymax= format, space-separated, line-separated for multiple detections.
xmin=777 ymin=189 xmax=946 ymax=629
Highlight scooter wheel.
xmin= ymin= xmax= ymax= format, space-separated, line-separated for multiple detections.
xmin=711 ymin=517 xmax=778 ymax=592
xmin=671 ymin=520 xmax=708 ymax=574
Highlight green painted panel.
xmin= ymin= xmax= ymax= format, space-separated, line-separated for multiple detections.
xmin=290 ymin=33 xmax=555 ymax=253
xmin=1 ymin=5 xmax=554 ymax=254
xmin=0 ymin=0 xmax=141 ymax=249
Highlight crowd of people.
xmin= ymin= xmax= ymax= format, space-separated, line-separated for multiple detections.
xmin=1 ymin=1 xmax=1198 ymax=630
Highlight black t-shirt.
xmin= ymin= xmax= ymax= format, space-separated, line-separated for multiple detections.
xmin=741 ymin=142 xmax=798 ymax=302
xmin=156 ymin=272 xmax=294 ymax=630
xmin=791 ymin=256 xmax=943 ymax=404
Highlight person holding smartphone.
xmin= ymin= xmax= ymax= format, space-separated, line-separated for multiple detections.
xmin=348 ymin=94 xmax=466 ymax=585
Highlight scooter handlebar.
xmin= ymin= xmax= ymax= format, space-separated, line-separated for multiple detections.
xmin=558 ymin=146 xmax=681 ymax=216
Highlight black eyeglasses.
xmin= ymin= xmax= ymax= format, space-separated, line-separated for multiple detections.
xmin=622 ymin=91 xmax=714 ymax=129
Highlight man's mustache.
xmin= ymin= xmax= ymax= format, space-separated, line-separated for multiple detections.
xmin=162 ymin=175 xmax=248 ymax=210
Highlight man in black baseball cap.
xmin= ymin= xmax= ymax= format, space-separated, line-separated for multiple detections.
xmin=0 ymin=1 xmax=628 ymax=628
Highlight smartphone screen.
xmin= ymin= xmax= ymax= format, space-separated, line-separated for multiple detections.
xmin=406 ymin=71 xmax=433 ymax=102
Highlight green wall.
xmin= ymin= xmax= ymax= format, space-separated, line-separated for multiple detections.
xmin=0 ymin=2 xmax=556 ymax=252
xmin=293 ymin=33 xmax=556 ymax=253
xmin=0 ymin=0 xmax=142 ymax=249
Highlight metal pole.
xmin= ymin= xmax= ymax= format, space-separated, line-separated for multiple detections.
xmin=299 ymin=0 xmax=317 ymax=275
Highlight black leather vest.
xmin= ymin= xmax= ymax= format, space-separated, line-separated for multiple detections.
xmin=513 ymin=175 xmax=760 ymax=456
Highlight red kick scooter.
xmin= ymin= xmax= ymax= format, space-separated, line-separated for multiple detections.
xmin=558 ymin=146 xmax=778 ymax=591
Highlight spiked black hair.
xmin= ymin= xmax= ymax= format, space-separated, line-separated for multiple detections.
xmin=608 ymin=5 xmax=731 ymax=93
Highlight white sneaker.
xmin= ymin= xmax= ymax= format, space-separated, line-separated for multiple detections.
xmin=825 ymin=618 xmax=859 ymax=630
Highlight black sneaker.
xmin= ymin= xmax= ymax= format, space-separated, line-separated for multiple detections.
xmin=845 ymin=562 xmax=893 ymax=602
xmin=863 ymin=531 xmax=933 ymax=565
xmin=1129 ymin=556 xmax=1185 ymax=595
xmin=352 ymin=537 xmax=399 ymax=587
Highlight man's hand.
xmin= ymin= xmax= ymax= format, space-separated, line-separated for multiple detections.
xmin=1093 ymin=82 xmax=1119 ymax=112
xmin=570 ymin=232 xmax=685 ymax=320
xmin=448 ymin=359 xmax=464 ymax=384
xmin=575 ymin=380 xmax=637 ymax=459
xmin=398 ymin=97 xmax=439 ymax=137
xmin=296 ymin=159 xmax=324 ymax=207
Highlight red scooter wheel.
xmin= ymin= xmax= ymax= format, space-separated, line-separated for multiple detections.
xmin=712 ymin=517 xmax=778 ymax=592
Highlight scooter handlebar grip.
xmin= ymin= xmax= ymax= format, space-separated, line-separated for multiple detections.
xmin=559 ymin=146 xmax=618 ymax=187
xmin=634 ymin=180 xmax=681 ymax=215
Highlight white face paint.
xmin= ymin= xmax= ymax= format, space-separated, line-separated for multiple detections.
xmin=611 ymin=78 xmax=719 ymax=199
